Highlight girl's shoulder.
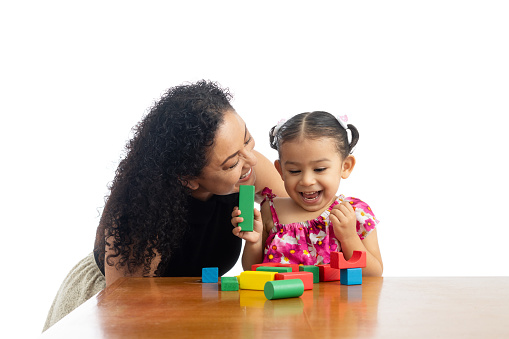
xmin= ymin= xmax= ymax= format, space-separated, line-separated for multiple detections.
xmin=337 ymin=195 xmax=378 ymax=217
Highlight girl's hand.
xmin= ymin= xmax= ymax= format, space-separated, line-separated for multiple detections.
xmin=231 ymin=206 xmax=262 ymax=243
xmin=329 ymin=201 xmax=357 ymax=242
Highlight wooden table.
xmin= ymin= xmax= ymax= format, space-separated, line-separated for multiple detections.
xmin=41 ymin=277 xmax=509 ymax=338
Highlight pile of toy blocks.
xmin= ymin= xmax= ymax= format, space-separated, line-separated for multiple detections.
xmin=202 ymin=250 xmax=367 ymax=300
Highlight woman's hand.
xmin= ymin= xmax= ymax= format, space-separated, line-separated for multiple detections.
xmin=329 ymin=201 xmax=358 ymax=242
xmin=231 ymin=206 xmax=263 ymax=243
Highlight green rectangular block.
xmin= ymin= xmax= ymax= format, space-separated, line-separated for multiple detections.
xmin=238 ymin=185 xmax=255 ymax=232
xmin=221 ymin=276 xmax=239 ymax=291
xmin=256 ymin=266 xmax=293 ymax=273
xmin=299 ymin=265 xmax=320 ymax=283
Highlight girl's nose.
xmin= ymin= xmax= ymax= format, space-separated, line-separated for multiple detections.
xmin=300 ymin=170 xmax=316 ymax=186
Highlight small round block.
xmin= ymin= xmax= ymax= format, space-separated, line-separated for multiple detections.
xmin=264 ymin=279 xmax=304 ymax=300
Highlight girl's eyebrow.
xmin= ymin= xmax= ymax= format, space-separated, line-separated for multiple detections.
xmin=285 ymin=158 xmax=331 ymax=165
xmin=220 ymin=123 xmax=247 ymax=166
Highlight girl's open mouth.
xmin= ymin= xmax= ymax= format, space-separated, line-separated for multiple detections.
xmin=300 ymin=191 xmax=322 ymax=203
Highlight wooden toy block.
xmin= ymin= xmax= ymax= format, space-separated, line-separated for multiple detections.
xmin=275 ymin=272 xmax=314 ymax=290
xmin=330 ymin=251 xmax=367 ymax=269
xmin=221 ymin=276 xmax=239 ymax=291
xmin=318 ymin=264 xmax=340 ymax=282
xmin=202 ymin=267 xmax=219 ymax=283
xmin=340 ymin=268 xmax=362 ymax=285
xmin=239 ymin=271 xmax=277 ymax=290
xmin=276 ymin=263 xmax=300 ymax=272
xmin=251 ymin=263 xmax=279 ymax=271
xmin=299 ymin=265 xmax=320 ymax=283
xmin=238 ymin=185 xmax=255 ymax=231
xmin=264 ymin=279 xmax=304 ymax=300
xmin=256 ymin=266 xmax=292 ymax=273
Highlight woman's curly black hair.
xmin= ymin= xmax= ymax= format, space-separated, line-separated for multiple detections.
xmin=94 ymin=80 xmax=234 ymax=277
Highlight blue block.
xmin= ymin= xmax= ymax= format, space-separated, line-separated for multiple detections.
xmin=202 ymin=267 xmax=219 ymax=283
xmin=340 ymin=268 xmax=362 ymax=285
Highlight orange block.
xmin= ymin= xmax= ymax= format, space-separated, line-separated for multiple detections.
xmin=318 ymin=264 xmax=340 ymax=282
xmin=275 ymin=272 xmax=314 ymax=290
xmin=330 ymin=251 xmax=367 ymax=269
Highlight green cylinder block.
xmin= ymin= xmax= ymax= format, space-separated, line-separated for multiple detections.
xmin=264 ymin=279 xmax=304 ymax=300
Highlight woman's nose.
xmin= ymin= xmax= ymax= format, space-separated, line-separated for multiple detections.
xmin=242 ymin=149 xmax=258 ymax=167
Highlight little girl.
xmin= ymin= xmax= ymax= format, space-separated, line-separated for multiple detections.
xmin=232 ymin=111 xmax=383 ymax=276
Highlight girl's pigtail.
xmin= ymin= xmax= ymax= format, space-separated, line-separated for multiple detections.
xmin=347 ymin=124 xmax=359 ymax=154
xmin=269 ymin=126 xmax=279 ymax=150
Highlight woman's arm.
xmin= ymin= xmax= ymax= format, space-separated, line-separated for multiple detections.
xmin=253 ymin=150 xmax=287 ymax=200
xmin=104 ymin=237 xmax=161 ymax=286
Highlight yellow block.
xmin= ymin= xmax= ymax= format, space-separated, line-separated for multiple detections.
xmin=239 ymin=271 xmax=276 ymax=290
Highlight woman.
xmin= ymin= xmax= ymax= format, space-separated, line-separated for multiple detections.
xmin=43 ymin=80 xmax=285 ymax=331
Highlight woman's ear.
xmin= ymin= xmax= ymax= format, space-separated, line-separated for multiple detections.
xmin=341 ymin=155 xmax=356 ymax=179
xmin=180 ymin=177 xmax=199 ymax=190
xmin=274 ymin=160 xmax=283 ymax=179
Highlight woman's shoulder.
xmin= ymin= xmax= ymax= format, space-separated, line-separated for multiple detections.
xmin=252 ymin=150 xmax=287 ymax=198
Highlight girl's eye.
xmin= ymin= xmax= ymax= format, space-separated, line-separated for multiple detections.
xmin=315 ymin=168 xmax=327 ymax=172
xmin=289 ymin=170 xmax=301 ymax=174
xmin=229 ymin=160 xmax=240 ymax=169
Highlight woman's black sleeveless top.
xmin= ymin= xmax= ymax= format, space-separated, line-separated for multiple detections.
xmin=163 ymin=193 xmax=241 ymax=276
xmin=94 ymin=193 xmax=242 ymax=277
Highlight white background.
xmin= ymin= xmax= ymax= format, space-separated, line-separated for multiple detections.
xmin=1 ymin=1 xmax=508 ymax=338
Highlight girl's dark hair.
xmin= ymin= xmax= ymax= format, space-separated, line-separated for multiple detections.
xmin=94 ymin=80 xmax=233 ymax=276
xmin=269 ymin=111 xmax=359 ymax=159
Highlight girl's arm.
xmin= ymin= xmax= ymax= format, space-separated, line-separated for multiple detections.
xmin=252 ymin=150 xmax=287 ymax=201
xmin=231 ymin=207 xmax=264 ymax=271
xmin=330 ymin=202 xmax=383 ymax=276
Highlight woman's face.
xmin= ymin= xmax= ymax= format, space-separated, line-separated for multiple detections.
xmin=189 ymin=110 xmax=257 ymax=200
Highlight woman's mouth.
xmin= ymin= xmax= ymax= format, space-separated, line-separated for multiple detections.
xmin=239 ymin=168 xmax=252 ymax=182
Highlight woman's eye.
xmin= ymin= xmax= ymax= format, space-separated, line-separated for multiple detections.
xmin=244 ymin=136 xmax=252 ymax=146
xmin=229 ymin=160 xmax=240 ymax=169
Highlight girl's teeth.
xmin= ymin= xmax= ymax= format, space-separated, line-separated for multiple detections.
xmin=302 ymin=191 xmax=320 ymax=200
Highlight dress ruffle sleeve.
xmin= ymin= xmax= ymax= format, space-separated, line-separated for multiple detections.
xmin=340 ymin=196 xmax=379 ymax=240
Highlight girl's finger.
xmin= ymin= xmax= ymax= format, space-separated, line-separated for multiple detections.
xmin=253 ymin=208 xmax=261 ymax=221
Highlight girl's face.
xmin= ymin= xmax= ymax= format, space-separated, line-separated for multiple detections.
xmin=275 ymin=137 xmax=355 ymax=213
xmin=188 ymin=110 xmax=257 ymax=200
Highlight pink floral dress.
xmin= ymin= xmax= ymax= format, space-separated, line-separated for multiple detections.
xmin=261 ymin=187 xmax=379 ymax=265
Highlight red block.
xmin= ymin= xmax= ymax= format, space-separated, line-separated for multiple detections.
xmin=251 ymin=263 xmax=279 ymax=271
xmin=330 ymin=251 xmax=367 ymax=269
xmin=275 ymin=272 xmax=314 ymax=290
xmin=318 ymin=264 xmax=340 ymax=282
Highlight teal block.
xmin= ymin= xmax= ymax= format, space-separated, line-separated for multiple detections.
xmin=340 ymin=268 xmax=362 ymax=285
xmin=202 ymin=267 xmax=219 ymax=283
